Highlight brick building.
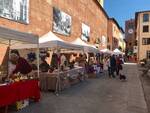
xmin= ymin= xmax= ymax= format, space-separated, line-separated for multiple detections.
xmin=107 ymin=18 xmax=125 ymax=51
xmin=125 ymin=19 xmax=136 ymax=56
xmin=0 ymin=0 xmax=108 ymax=43
xmin=0 ymin=0 xmax=109 ymax=64
xmin=97 ymin=0 xmax=104 ymax=7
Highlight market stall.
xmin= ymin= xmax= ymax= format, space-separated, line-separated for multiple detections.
xmin=0 ymin=26 xmax=40 ymax=112
xmin=38 ymin=32 xmax=85 ymax=94
xmin=71 ymin=38 xmax=101 ymax=78
xmin=14 ymin=31 xmax=85 ymax=94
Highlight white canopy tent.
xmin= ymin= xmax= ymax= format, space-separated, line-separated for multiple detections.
xmin=11 ymin=31 xmax=84 ymax=94
xmin=0 ymin=26 xmax=39 ymax=77
xmin=100 ymin=48 xmax=113 ymax=54
xmin=12 ymin=31 xmax=82 ymax=50
xmin=113 ymin=48 xmax=123 ymax=55
xmin=39 ymin=31 xmax=82 ymax=50
xmin=71 ymin=38 xmax=99 ymax=53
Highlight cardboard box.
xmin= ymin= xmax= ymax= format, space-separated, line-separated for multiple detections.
xmin=16 ymin=99 xmax=29 ymax=110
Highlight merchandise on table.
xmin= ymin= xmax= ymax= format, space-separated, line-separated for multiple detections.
xmin=0 ymin=79 xmax=40 ymax=108
xmin=39 ymin=67 xmax=85 ymax=91
xmin=16 ymin=99 xmax=29 ymax=110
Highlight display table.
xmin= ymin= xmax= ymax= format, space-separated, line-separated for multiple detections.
xmin=86 ymin=64 xmax=101 ymax=78
xmin=0 ymin=79 xmax=40 ymax=107
xmin=39 ymin=67 xmax=85 ymax=91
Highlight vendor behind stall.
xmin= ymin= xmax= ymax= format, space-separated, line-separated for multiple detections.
xmin=60 ymin=54 xmax=67 ymax=71
xmin=39 ymin=57 xmax=50 ymax=72
xmin=9 ymin=50 xmax=32 ymax=78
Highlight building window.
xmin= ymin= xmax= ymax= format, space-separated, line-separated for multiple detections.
xmin=143 ymin=25 xmax=149 ymax=32
xmin=0 ymin=0 xmax=29 ymax=23
xmin=143 ymin=14 xmax=149 ymax=22
xmin=107 ymin=37 xmax=110 ymax=43
xmin=107 ymin=45 xmax=110 ymax=50
xmin=135 ymin=40 xmax=137 ymax=46
xmin=142 ymin=38 xmax=150 ymax=45
xmin=147 ymin=51 xmax=150 ymax=59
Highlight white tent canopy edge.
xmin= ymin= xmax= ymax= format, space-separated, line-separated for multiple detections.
xmin=71 ymin=38 xmax=99 ymax=53
xmin=0 ymin=26 xmax=38 ymax=44
xmin=12 ymin=31 xmax=83 ymax=50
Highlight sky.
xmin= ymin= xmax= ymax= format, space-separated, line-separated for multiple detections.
xmin=104 ymin=0 xmax=150 ymax=29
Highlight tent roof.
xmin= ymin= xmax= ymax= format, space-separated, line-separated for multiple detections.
xmin=12 ymin=31 xmax=82 ymax=50
xmin=71 ymin=38 xmax=89 ymax=46
xmin=113 ymin=48 xmax=123 ymax=54
xmin=100 ymin=48 xmax=108 ymax=52
xmin=0 ymin=26 xmax=38 ymax=45
xmin=113 ymin=48 xmax=121 ymax=53
xmin=39 ymin=31 xmax=63 ymax=43
xmin=100 ymin=48 xmax=112 ymax=54
xmin=39 ymin=31 xmax=82 ymax=50
xmin=71 ymin=38 xmax=99 ymax=53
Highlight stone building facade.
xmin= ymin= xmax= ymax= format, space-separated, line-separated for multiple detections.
xmin=135 ymin=10 xmax=150 ymax=61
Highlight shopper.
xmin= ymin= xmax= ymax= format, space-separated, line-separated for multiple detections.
xmin=106 ymin=56 xmax=111 ymax=77
xmin=116 ymin=55 xmax=123 ymax=75
xmin=110 ymin=55 xmax=116 ymax=78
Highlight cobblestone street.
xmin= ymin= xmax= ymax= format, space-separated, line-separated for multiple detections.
xmin=11 ymin=64 xmax=148 ymax=113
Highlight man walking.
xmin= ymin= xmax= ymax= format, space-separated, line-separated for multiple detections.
xmin=110 ymin=55 xmax=116 ymax=78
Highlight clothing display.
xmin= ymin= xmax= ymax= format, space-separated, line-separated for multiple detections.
xmin=27 ymin=52 xmax=36 ymax=62
xmin=60 ymin=54 xmax=66 ymax=66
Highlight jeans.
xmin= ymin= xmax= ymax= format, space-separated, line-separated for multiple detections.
xmin=108 ymin=67 xmax=111 ymax=77
xmin=111 ymin=67 xmax=116 ymax=78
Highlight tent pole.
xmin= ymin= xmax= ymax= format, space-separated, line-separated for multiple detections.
xmin=55 ymin=48 xmax=60 ymax=96
xmin=37 ymin=43 xmax=40 ymax=78
xmin=7 ymin=40 xmax=11 ymax=78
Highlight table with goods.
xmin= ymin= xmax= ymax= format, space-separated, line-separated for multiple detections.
xmin=0 ymin=73 xmax=40 ymax=112
xmin=39 ymin=66 xmax=85 ymax=92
